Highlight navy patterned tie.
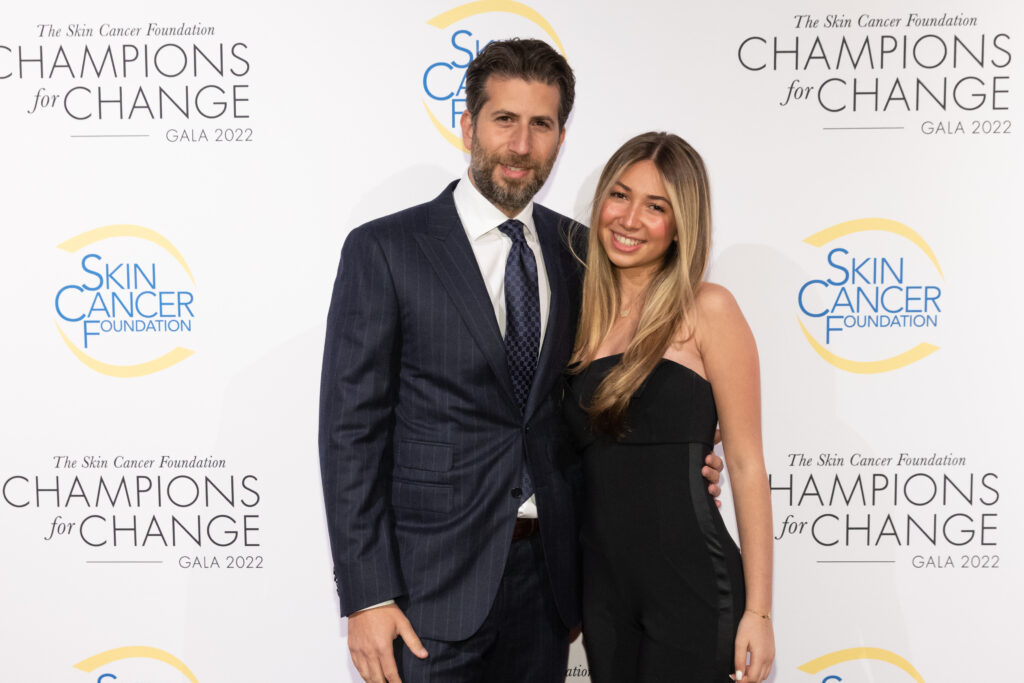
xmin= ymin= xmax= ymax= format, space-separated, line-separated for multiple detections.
xmin=499 ymin=219 xmax=538 ymax=499
xmin=499 ymin=219 xmax=540 ymax=410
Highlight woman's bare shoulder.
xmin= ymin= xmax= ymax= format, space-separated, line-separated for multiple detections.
xmin=695 ymin=282 xmax=743 ymax=322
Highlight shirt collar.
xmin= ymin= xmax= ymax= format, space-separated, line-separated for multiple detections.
xmin=453 ymin=169 xmax=536 ymax=241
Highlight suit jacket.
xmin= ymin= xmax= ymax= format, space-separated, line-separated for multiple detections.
xmin=319 ymin=180 xmax=583 ymax=641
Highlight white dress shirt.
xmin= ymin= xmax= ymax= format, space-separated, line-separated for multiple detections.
xmin=453 ymin=170 xmax=550 ymax=519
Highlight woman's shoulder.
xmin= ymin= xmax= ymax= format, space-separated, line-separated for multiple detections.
xmin=695 ymin=282 xmax=741 ymax=318
xmin=692 ymin=282 xmax=752 ymax=346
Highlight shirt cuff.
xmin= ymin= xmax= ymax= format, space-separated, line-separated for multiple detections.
xmin=353 ymin=599 xmax=396 ymax=613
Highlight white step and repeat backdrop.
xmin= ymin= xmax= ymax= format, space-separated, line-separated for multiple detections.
xmin=1 ymin=1 xmax=1020 ymax=681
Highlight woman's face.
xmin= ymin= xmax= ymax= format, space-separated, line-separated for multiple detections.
xmin=597 ymin=159 xmax=677 ymax=278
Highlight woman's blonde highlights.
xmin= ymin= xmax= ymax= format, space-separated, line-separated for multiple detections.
xmin=570 ymin=132 xmax=712 ymax=437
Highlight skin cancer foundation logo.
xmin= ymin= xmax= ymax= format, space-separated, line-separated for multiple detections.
xmin=797 ymin=218 xmax=943 ymax=374
xmin=74 ymin=646 xmax=198 ymax=682
xmin=421 ymin=0 xmax=567 ymax=151
xmin=800 ymin=647 xmax=926 ymax=682
xmin=54 ymin=224 xmax=196 ymax=377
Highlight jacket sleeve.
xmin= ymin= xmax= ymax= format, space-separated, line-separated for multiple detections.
xmin=318 ymin=224 xmax=405 ymax=616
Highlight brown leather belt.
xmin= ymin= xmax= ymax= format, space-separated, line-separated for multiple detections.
xmin=512 ymin=518 xmax=539 ymax=540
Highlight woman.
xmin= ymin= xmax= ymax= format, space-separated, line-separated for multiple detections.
xmin=564 ymin=132 xmax=774 ymax=682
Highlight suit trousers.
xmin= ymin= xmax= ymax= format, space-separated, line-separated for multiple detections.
xmin=394 ymin=533 xmax=569 ymax=683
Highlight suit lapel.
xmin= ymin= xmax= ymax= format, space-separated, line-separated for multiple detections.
xmin=414 ymin=184 xmax=519 ymax=410
xmin=525 ymin=207 xmax=572 ymax=420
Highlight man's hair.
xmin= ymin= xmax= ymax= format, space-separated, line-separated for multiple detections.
xmin=465 ymin=38 xmax=576 ymax=130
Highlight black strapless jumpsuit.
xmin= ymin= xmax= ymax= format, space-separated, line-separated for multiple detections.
xmin=564 ymin=355 xmax=745 ymax=682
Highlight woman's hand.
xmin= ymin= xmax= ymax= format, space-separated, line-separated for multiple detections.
xmin=731 ymin=610 xmax=774 ymax=682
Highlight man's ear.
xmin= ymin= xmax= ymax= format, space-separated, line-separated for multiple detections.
xmin=460 ymin=110 xmax=474 ymax=151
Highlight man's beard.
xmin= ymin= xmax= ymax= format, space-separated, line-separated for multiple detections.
xmin=470 ymin=134 xmax=557 ymax=215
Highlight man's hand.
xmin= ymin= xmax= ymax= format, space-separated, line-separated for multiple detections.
xmin=348 ymin=604 xmax=428 ymax=683
xmin=702 ymin=429 xmax=725 ymax=508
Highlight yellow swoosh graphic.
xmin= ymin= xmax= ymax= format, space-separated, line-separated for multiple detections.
xmin=57 ymin=224 xmax=197 ymax=285
xmin=427 ymin=0 xmax=567 ymax=55
xmin=423 ymin=100 xmax=469 ymax=152
xmin=798 ymin=319 xmax=938 ymax=374
xmin=798 ymin=647 xmax=925 ymax=683
xmin=57 ymin=324 xmax=194 ymax=378
xmin=804 ymin=217 xmax=943 ymax=279
xmin=73 ymin=646 xmax=199 ymax=683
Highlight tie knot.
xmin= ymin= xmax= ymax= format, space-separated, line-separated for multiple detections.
xmin=498 ymin=219 xmax=527 ymax=244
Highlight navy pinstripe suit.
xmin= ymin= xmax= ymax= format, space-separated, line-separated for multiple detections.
xmin=319 ymin=180 xmax=582 ymax=644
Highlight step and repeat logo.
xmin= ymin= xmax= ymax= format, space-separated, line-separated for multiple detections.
xmin=770 ymin=447 xmax=1000 ymax=571
xmin=781 ymin=218 xmax=1001 ymax=606
xmin=736 ymin=11 xmax=1014 ymax=136
xmin=74 ymin=646 xmax=197 ymax=683
xmin=421 ymin=0 xmax=566 ymax=150
xmin=3 ymin=454 xmax=265 ymax=569
xmin=796 ymin=218 xmax=943 ymax=374
xmin=54 ymin=224 xmax=196 ymax=377
xmin=1 ymin=20 xmax=254 ymax=143
xmin=800 ymin=648 xmax=926 ymax=682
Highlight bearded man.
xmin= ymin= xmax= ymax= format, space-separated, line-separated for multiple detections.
xmin=319 ymin=38 xmax=722 ymax=683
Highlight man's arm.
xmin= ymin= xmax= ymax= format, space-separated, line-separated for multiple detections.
xmin=318 ymin=226 xmax=427 ymax=680
xmin=319 ymin=225 xmax=404 ymax=612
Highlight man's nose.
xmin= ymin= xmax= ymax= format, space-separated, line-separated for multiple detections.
xmin=507 ymin=124 xmax=530 ymax=156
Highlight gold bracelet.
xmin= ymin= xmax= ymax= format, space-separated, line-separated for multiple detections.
xmin=745 ymin=608 xmax=771 ymax=620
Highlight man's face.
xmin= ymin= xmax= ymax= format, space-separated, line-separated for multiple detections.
xmin=460 ymin=76 xmax=566 ymax=217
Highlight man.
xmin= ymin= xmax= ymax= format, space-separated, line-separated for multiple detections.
xmin=319 ymin=39 xmax=722 ymax=683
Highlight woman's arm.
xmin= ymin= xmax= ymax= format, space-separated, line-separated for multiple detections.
xmin=696 ymin=283 xmax=775 ymax=683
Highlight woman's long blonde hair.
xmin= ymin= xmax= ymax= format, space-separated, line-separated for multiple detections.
xmin=570 ymin=132 xmax=712 ymax=437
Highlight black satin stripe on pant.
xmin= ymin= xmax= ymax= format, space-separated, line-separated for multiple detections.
xmin=394 ymin=533 xmax=570 ymax=683
xmin=686 ymin=443 xmax=746 ymax=679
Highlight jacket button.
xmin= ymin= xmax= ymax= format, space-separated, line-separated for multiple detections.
xmin=511 ymin=487 xmax=523 ymax=498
